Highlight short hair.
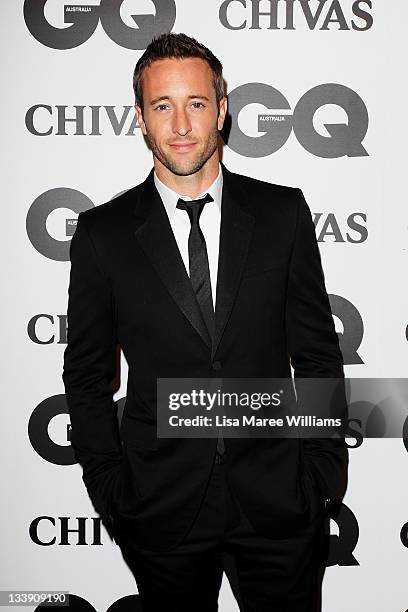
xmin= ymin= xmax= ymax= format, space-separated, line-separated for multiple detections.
xmin=133 ymin=32 xmax=225 ymax=113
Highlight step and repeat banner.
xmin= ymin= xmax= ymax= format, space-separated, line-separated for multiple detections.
xmin=1 ymin=1 xmax=407 ymax=610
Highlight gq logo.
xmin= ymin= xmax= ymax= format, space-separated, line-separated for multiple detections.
xmin=26 ymin=187 xmax=94 ymax=261
xmin=26 ymin=187 xmax=127 ymax=261
xmin=23 ymin=0 xmax=176 ymax=50
xmin=329 ymin=294 xmax=364 ymax=365
xmin=225 ymin=82 xmax=368 ymax=158
xmin=28 ymin=394 xmax=125 ymax=465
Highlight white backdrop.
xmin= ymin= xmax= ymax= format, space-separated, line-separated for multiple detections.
xmin=1 ymin=1 xmax=408 ymax=610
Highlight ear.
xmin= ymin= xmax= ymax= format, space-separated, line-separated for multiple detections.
xmin=135 ymin=104 xmax=147 ymax=136
xmin=217 ymin=96 xmax=228 ymax=131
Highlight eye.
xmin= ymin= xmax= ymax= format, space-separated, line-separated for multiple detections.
xmin=155 ymin=104 xmax=169 ymax=111
xmin=191 ymin=101 xmax=205 ymax=109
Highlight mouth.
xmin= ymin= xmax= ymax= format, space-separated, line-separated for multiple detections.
xmin=169 ymin=142 xmax=197 ymax=153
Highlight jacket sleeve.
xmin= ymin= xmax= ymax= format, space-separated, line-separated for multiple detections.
xmin=62 ymin=211 xmax=122 ymax=533
xmin=285 ymin=189 xmax=348 ymax=501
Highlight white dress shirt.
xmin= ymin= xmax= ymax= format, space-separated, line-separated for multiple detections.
xmin=153 ymin=163 xmax=223 ymax=310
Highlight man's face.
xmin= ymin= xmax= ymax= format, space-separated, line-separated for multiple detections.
xmin=135 ymin=57 xmax=227 ymax=176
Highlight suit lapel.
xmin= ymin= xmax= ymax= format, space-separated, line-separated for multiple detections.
xmin=134 ymin=169 xmax=212 ymax=349
xmin=212 ymin=162 xmax=255 ymax=359
xmin=133 ymin=163 xmax=255 ymax=357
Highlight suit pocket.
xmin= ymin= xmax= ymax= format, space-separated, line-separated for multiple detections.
xmin=242 ymin=256 xmax=287 ymax=279
xmin=111 ymin=447 xmax=145 ymax=512
xmin=300 ymin=458 xmax=326 ymax=521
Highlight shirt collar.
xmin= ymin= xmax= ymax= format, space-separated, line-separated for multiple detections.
xmin=154 ymin=162 xmax=223 ymax=221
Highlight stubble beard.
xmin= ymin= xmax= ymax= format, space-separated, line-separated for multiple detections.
xmin=144 ymin=125 xmax=219 ymax=177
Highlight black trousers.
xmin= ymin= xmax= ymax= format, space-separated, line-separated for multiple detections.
xmin=117 ymin=452 xmax=327 ymax=612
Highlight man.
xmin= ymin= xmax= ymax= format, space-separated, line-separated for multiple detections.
xmin=63 ymin=32 xmax=348 ymax=611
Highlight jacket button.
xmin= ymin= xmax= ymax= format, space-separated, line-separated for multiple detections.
xmin=212 ymin=361 xmax=222 ymax=371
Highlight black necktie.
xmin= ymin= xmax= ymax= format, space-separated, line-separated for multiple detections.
xmin=176 ymin=193 xmax=215 ymax=340
xmin=176 ymin=193 xmax=225 ymax=457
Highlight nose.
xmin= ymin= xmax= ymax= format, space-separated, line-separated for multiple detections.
xmin=172 ymin=106 xmax=192 ymax=137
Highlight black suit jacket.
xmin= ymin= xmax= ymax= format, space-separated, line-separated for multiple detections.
xmin=62 ymin=162 xmax=348 ymax=551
